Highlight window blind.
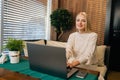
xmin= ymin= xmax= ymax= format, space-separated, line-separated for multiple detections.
xmin=2 ymin=0 xmax=47 ymax=45
xmin=0 ymin=0 xmax=1 ymax=53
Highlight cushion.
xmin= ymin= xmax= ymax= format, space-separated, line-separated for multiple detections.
xmin=47 ymin=40 xmax=66 ymax=48
xmin=94 ymin=45 xmax=107 ymax=66
xmin=23 ymin=40 xmax=45 ymax=57
xmin=27 ymin=40 xmax=45 ymax=45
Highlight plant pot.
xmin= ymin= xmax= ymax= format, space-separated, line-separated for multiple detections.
xmin=9 ymin=51 xmax=20 ymax=64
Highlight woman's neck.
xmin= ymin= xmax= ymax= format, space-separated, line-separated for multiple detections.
xmin=78 ymin=30 xmax=85 ymax=33
xmin=78 ymin=30 xmax=91 ymax=34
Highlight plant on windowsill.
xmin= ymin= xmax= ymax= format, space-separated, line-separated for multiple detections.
xmin=50 ymin=8 xmax=73 ymax=41
xmin=4 ymin=38 xmax=24 ymax=64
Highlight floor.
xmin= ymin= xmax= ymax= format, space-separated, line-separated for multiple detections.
xmin=107 ymin=71 xmax=120 ymax=80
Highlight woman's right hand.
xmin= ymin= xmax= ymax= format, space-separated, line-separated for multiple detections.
xmin=67 ymin=62 xmax=70 ymax=67
xmin=67 ymin=60 xmax=80 ymax=68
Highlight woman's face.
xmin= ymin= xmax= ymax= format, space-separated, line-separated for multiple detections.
xmin=76 ymin=14 xmax=87 ymax=32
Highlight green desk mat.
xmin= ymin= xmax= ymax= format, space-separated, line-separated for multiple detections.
xmin=0 ymin=59 xmax=98 ymax=80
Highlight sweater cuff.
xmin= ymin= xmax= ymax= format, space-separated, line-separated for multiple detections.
xmin=78 ymin=57 xmax=87 ymax=64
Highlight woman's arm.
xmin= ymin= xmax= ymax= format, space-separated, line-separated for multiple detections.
xmin=66 ymin=33 xmax=75 ymax=60
xmin=78 ymin=33 xmax=98 ymax=64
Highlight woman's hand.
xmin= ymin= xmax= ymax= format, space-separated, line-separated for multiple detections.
xmin=67 ymin=60 xmax=80 ymax=68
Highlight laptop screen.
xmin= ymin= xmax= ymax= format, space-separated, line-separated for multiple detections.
xmin=27 ymin=43 xmax=67 ymax=79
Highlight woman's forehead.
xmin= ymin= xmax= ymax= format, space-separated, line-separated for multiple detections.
xmin=76 ymin=14 xmax=86 ymax=19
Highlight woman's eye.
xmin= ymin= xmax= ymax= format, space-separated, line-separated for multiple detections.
xmin=76 ymin=19 xmax=86 ymax=22
xmin=76 ymin=19 xmax=80 ymax=22
xmin=82 ymin=20 xmax=86 ymax=22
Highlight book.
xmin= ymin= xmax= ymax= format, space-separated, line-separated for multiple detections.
xmin=76 ymin=70 xmax=88 ymax=78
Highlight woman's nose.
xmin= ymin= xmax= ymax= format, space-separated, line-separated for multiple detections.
xmin=79 ymin=21 xmax=82 ymax=24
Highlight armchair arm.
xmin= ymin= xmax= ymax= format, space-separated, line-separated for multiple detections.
xmin=104 ymin=46 xmax=110 ymax=80
xmin=104 ymin=46 xmax=110 ymax=69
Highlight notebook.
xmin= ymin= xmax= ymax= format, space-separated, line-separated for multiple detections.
xmin=27 ymin=43 xmax=78 ymax=79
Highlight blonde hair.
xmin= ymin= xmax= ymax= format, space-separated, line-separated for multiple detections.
xmin=76 ymin=12 xmax=91 ymax=32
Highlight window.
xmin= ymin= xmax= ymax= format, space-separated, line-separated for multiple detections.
xmin=0 ymin=0 xmax=52 ymax=52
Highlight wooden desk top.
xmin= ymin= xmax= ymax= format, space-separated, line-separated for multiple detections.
xmin=74 ymin=67 xmax=100 ymax=77
xmin=0 ymin=68 xmax=40 ymax=80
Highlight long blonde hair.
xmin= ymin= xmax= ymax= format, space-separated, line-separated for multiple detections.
xmin=76 ymin=12 xmax=91 ymax=32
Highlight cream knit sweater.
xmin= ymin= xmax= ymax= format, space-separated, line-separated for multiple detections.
xmin=66 ymin=32 xmax=97 ymax=65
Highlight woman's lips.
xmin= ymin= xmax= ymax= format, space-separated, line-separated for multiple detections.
xmin=77 ymin=25 xmax=83 ymax=28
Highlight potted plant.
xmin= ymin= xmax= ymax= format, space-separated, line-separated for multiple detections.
xmin=50 ymin=8 xmax=73 ymax=41
xmin=5 ymin=38 xmax=24 ymax=63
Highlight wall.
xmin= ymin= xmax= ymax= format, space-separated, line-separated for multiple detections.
xmin=51 ymin=0 xmax=107 ymax=45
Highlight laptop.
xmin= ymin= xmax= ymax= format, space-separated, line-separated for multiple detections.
xmin=27 ymin=43 xmax=78 ymax=79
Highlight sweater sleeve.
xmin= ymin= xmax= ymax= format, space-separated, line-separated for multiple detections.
xmin=78 ymin=33 xmax=98 ymax=64
xmin=66 ymin=33 xmax=75 ymax=59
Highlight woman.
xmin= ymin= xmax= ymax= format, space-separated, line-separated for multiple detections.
xmin=66 ymin=12 xmax=98 ymax=68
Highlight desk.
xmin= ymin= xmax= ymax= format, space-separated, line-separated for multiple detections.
xmin=0 ymin=68 xmax=39 ymax=80
xmin=0 ymin=59 xmax=98 ymax=80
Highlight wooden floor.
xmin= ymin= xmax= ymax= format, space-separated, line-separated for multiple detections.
xmin=107 ymin=71 xmax=120 ymax=80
